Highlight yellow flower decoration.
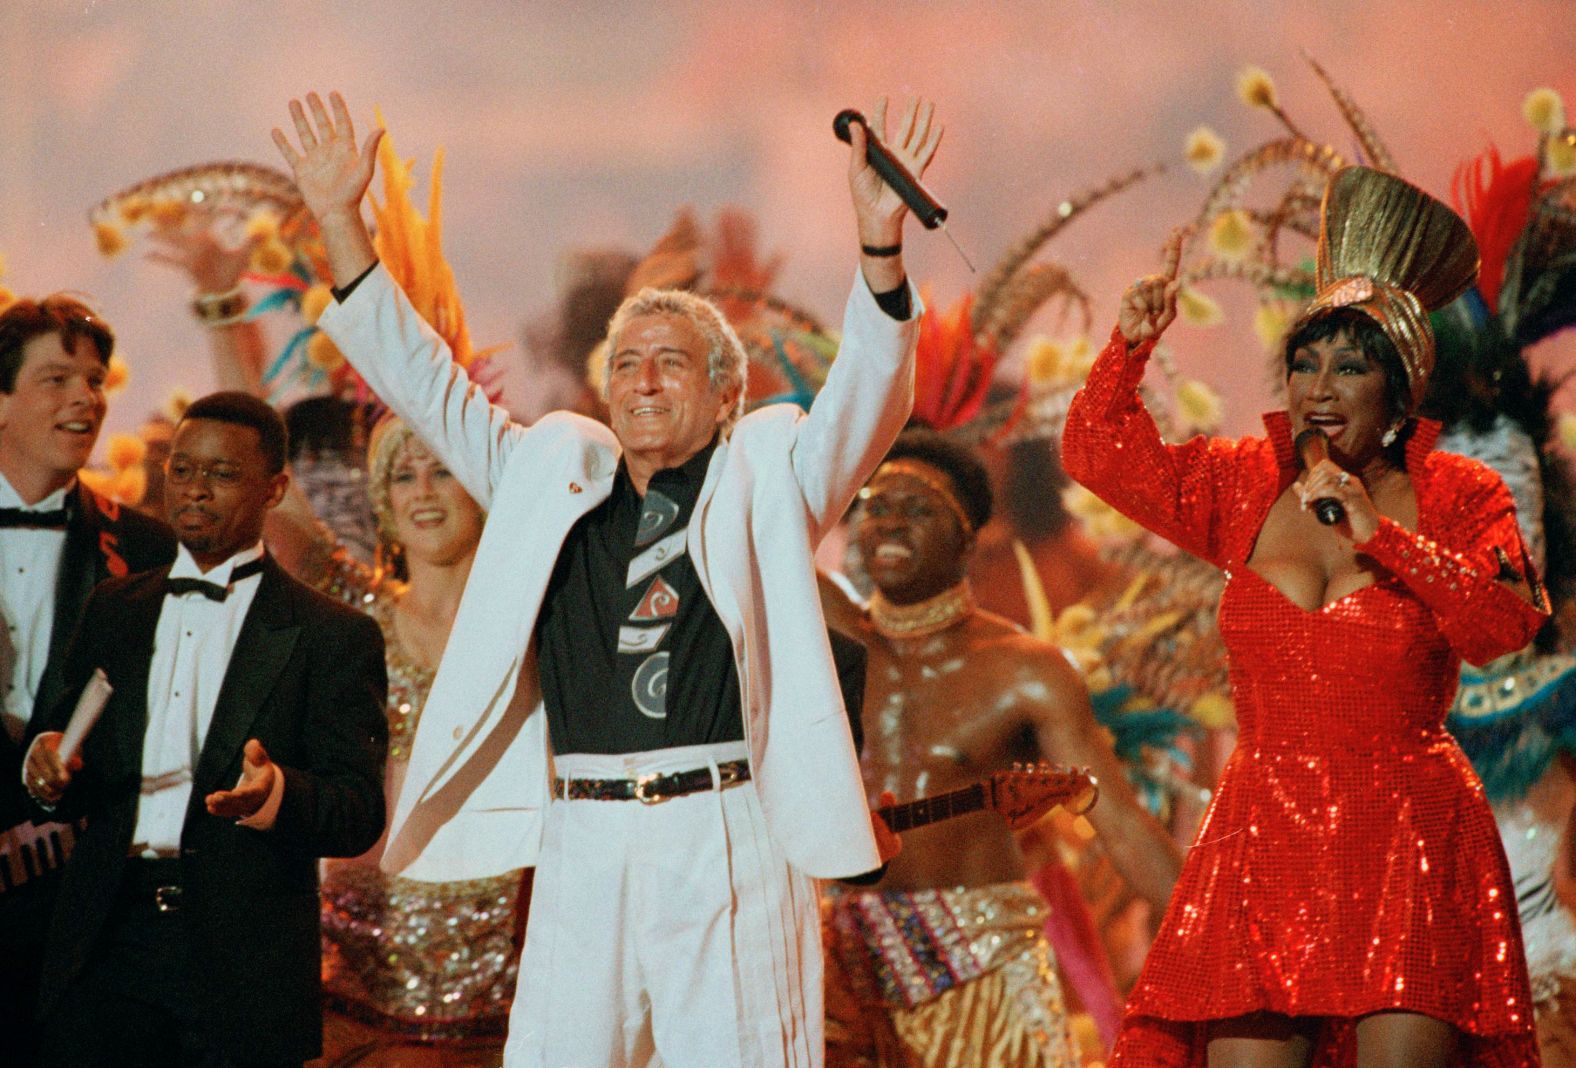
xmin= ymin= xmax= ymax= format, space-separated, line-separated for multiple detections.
xmin=244 ymin=211 xmax=281 ymax=243
xmin=77 ymin=467 xmax=114 ymax=499
xmin=94 ymin=221 xmax=128 ymax=258
xmin=1047 ymin=601 xmax=1109 ymax=677
xmin=1524 ymin=88 xmax=1567 ymax=135
xmin=165 ymin=388 xmax=194 ymax=422
xmin=1025 ymin=336 xmax=1065 ymax=384
xmin=1254 ymin=301 xmax=1295 ymax=352
xmin=103 ymin=354 xmax=130 ymax=394
xmin=79 ymin=463 xmax=146 ymax=507
xmin=1549 ymin=133 xmax=1576 ymax=179
xmin=112 ymin=466 xmax=148 ymax=507
xmin=306 ymin=331 xmax=346 ymax=372
xmin=586 ymin=339 xmax=609 ymax=395
xmin=1208 ymin=209 xmax=1254 ymax=261
xmin=1063 ymin=484 xmax=1143 ymax=541
xmin=149 ymin=199 xmax=188 ymax=229
xmin=1190 ymin=692 xmax=1236 ymax=730
xmin=117 ymin=195 xmax=152 ymax=223
xmin=1184 ymin=125 xmax=1226 ymax=174
xmin=106 ymin=432 xmax=147 ymax=471
xmin=250 ymin=236 xmax=293 ymax=275
xmin=1558 ymin=413 xmax=1576 ymax=451
xmin=1178 ymin=287 xmax=1224 ymax=327
xmin=1063 ymin=336 xmax=1095 ymax=379
xmin=1236 ymin=66 xmax=1278 ymax=110
xmin=299 ymin=283 xmax=334 ymax=326
xmin=1176 ymin=379 xmax=1223 ymax=431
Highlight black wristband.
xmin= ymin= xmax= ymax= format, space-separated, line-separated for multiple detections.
xmin=860 ymin=243 xmax=902 ymax=258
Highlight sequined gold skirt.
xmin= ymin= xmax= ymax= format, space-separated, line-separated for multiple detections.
xmin=320 ymin=863 xmax=523 ymax=1043
xmin=825 ymin=881 xmax=1079 ymax=1067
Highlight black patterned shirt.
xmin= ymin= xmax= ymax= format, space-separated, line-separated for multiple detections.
xmin=536 ymin=441 xmax=743 ymax=754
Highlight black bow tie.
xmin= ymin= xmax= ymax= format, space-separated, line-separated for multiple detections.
xmin=0 ymin=506 xmax=69 ymax=530
xmin=165 ymin=558 xmax=266 ymax=603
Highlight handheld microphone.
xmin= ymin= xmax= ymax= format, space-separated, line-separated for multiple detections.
xmin=834 ymin=109 xmax=948 ymax=229
xmin=1293 ymin=428 xmax=1345 ymax=526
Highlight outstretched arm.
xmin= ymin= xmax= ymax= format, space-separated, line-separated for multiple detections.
xmin=1062 ymin=234 xmax=1237 ymax=565
xmin=274 ymin=91 xmax=519 ymax=507
xmin=793 ymin=98 xmax=939 ymax=533
xmin=145 ymin=215 xmax=268 ymax=395
xmin=1025 ymin=642 xmax=1182 ymax=912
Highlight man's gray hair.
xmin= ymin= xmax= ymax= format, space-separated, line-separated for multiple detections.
xmin=604 ymin=288 xmax=749 ymax=435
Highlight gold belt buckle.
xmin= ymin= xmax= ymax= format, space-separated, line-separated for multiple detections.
xmin=632 ymin=773 xmax=666 ymax=805
xmin=154 ymin=885 xmax=182 ymax=912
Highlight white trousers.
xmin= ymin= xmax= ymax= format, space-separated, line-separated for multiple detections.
xmin=505 ymin=741 xmax=823 ymax=1068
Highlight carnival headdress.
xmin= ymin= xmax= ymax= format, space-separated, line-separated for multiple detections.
xmin=1298 ymin=166 xmax=1479 ymax=406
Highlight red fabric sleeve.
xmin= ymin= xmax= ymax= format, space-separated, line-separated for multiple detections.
xmin=1062 ymin=327 xmax=1244 ymax=567
xmin=1356 ymin=454 xmax=1548 ymax=666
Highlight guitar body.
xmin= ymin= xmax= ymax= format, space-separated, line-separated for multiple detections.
xmin=876 ymin=762 xmax=1098 ymax=834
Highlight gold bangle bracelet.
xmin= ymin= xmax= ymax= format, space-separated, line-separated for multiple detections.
xmin=191 ymin=287 xmax=249 ymax=326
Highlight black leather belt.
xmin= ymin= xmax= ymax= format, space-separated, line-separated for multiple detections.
xmin=554 ymin=759 xmax=751 ymax=804
xmin=121 ymin=856 xmax=184 ymax=913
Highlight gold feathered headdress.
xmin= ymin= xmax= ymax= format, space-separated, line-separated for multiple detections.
xmin=1298 ymin=166 xmax=1479 ymax=407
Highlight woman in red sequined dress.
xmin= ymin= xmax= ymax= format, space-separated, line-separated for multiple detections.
xmin=1063 ymin=168 xmax=1550 ymax=1067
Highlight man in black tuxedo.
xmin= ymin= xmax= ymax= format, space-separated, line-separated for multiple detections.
xmin=24 ymin=391 xmax=387 ymax=1067
xmin=0 ymin=294 xmax=176 ymax=1065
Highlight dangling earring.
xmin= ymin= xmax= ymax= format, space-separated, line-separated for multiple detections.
xmin=1381 ymin=421 xmax=1401 ymax=448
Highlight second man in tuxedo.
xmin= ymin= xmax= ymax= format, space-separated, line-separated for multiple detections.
xmin=0 ymin=293 xmax=176 ymax=1065
xmin=24 ymin=391 xmax=388 ymax=1067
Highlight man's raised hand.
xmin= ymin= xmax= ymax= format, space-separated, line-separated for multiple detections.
xmin=272 ymin=91 xmax=383 ymax=284
xmin=848 ymin=96 xmax=943 ymax=248
xmin=272 ymin=91 xmax=382 ymax=223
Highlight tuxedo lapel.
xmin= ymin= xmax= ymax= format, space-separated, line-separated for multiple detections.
xmin=38 ymin=487 xmax=112 ymax=723
xmin=191 ymin=559 xmax=299 ymax=796
xmin=96 ymin=571 xmax=166 ymax=784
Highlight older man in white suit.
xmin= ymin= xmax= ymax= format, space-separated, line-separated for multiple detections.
xmin=274 ymin=90 xmax=936 ymax=1067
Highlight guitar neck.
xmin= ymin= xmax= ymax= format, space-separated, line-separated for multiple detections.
xmin=875 ymin=783 xmax=989 ymax=833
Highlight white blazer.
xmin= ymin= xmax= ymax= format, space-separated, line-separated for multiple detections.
xmin=320 ymin=265 xmax=919 ymax=880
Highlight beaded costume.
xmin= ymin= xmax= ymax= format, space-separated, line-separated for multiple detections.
xmin=824 ymin=882 xmax=1078 ymax=1068
xmin=1064 ymin=324 xmax=1547 ymax=1065
xmin=312 ymin=548 xmax=523 ymax=1048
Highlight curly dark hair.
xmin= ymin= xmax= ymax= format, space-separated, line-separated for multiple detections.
xmin=882 ymin=427 xmax=993 ymax=532
xmin=1283 ymin=306 xmax=1410 ymax=429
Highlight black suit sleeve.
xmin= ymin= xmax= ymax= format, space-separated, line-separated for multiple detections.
xmin=273 ymin=608 xmax=388 ymax=858
xmin=22 ymin=585 xmax=117 ymax=824
xmin=827 ymin=629 xmax=888 ymax=886
xmin=829 ymin=629 xmax=867 ymax=757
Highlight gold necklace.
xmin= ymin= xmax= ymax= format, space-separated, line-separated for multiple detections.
xmin=868 ymin=581 xmax=976 ymax=640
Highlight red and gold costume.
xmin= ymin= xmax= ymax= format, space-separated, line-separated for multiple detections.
xmin=1063 ymin=326 xmax=1548 ymax=1066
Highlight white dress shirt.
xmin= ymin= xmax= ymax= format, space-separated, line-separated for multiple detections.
xmin=132 ymin=542 xmax=265 ymax=857
xmin=0 ymin=475 xmax=70 ymax=746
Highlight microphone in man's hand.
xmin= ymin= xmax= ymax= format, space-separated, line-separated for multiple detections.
xmin=1293 ymin=428 xmax=1345 ymax=526
xmin=833 ymin=109 xmax=948 ymax=229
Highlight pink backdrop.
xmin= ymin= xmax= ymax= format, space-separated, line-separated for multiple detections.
xmin=1 ymin=1 xmax=1572 ymax=443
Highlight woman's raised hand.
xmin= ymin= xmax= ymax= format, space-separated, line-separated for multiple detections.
xmin=1118 ymin=229 xmax=1184 ymax=345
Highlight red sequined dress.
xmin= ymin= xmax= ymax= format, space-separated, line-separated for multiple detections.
xmin=1063 ymin=329 xmax=1548 ymax=1067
